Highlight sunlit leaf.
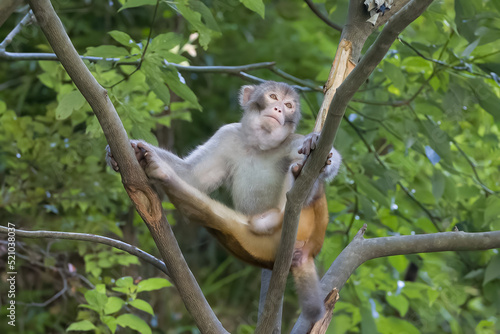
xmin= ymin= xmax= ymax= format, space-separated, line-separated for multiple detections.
xmin=137 ymin=277 xmax=171 ymax=292
xmin=67 ymin=320 xmax=96 ymax=331
xmin=116 ymin=314 xmax=152 ymax=334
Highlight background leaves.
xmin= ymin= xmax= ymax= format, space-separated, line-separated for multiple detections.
xmin=0 ymin=0 xmax=499 ymax=333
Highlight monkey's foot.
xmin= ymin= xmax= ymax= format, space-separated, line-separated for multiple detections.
xmin=249 ymin=208 xmax=283 ymax=235
xmin=105 ymin=145 xmax=119 ymax=171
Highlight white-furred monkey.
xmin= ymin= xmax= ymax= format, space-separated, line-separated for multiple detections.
xmin=106 ymin=81 xmax=341 ymax=322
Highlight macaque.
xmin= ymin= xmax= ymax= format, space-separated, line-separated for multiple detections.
xmin=107 ymin=81 xmax=341 ymax=322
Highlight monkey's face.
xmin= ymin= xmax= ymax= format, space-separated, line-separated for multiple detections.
xmin=259 ymin=90 xmax=298 ymax=131
xmin=240 ymin=82 xmax=301 ymax=148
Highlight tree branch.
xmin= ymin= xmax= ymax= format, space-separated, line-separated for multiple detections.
xmin=291 ymin=226 xmax=500 ymax=333
xmin=27 ymin=0 xmax=227 ymax=332
xmin=0 ymin=225 xmax=170 ymax=278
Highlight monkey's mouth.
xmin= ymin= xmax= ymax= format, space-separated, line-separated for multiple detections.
xmin=264 ymin=115 xmax=282 ymax=125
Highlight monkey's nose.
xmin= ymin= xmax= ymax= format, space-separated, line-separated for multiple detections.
xmin=274 ymin=107 xmax=282 ymax=113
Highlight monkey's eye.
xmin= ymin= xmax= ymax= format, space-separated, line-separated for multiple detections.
xmin=285 ymin=103 xmax=292 ymax=109
xmin=270 ymin=94 xmax=278 ymax=100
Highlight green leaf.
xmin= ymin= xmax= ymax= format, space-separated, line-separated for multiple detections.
xmin=162 ymin=68 xmax=201 ymax=109
xmin=483 ymin=254 xmax=500 ymax=286
xmin=353 ymin=174 xmax=390 ymax=207
xmin=388 ymin=255 xmax=409 ymax=274
xmin=379 ymin=209 xmax=398 ymax=231
xmin=67 ymin=320 xmax=96 ymax=331
xmin=137 ymin=277 xmax=171 ymax=292
xmin=377 ymin=316 xmax=419 ymax=334
xmin=116 ymin=314 xmax=152 ymax=334
xmin=414 ymin=217 xmax=439 ymax=233
xmin=85 ymin=45 xmax=129 ymax=58
xmin=384 ymin=62 xmax=406 ymax=91
xmin=468 ymin=79 xmax=500 ymax=122
xmin=427 ymin=288 xmax=439 ymax=306
xmin=102 ymin=315 xmax=118 ymax=334
xmin=188 ymin=0 xmax=220 ymax=31
xmin=128 ymin=298 xmax=155 ymax=315
xmin=431 ymin=170 xmax=445 ymax=201
xmin=420 ymin=120 xmax=452 ymax=164
xmin=143 ymin=60 xmax=171 ymax=105
xmin=485 ymin=196 xmax=500 ymax=225
xmin=119 ymin=0 xmax=157 ymax=11
xmin=115 ymin=276 xmax=135 ymax=288
xmin=104 ymin=296 xmax=125 ymax=315
xmin=360 ymin=305 xmax=378 ymax=334
xmin=176 ymin=2 xmax=221 ymax=49
xmin=240 ymin=0 xmax=265 ymax=18
xmin=386 ymin=293 xmax=409 ymax=316
xmin=150 ymin=32 xmax=183 ymax=53
xmin=84 ymin=289 xmax=108 ymax=313
xmin=109 ymin=30 xmax=136 ymax=48
xmin=56 ymin=90 xmax=86 ymax=120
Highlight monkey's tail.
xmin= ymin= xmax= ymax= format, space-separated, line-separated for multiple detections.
xmin=291 ymin=258 xmax=325 ymax=323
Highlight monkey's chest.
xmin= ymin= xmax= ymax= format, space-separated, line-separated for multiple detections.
xmin=231 ymin=156 xmax=290 ymax=215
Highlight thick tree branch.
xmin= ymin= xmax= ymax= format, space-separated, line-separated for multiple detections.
xmin=256 ymin=0 xmax=435 ymax=332
xmin=291 ymin=226 xmax=500 ymax=333
xmin=27 ymin=1 xmax=227 ymax=332
xmin=0 ymin=226 xmax=170 ymax=278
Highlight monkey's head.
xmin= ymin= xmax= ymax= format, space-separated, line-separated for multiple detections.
xmin=239 ymin=81 xmax=301 ymax=150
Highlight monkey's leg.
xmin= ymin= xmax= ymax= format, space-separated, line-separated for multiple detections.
xmin=249 ymin=208 xmax=284 ymax=235
xmin=138 ymin=142 xmax=281 ymax=265
xmin=291 ymin=253 xmax=325 ymax=323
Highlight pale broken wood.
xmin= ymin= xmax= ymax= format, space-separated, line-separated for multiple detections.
xmin=313 ymin=39 xmax=356 ymax=133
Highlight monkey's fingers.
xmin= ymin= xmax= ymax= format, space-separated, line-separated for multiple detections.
xmin=108 ymin=153 xmax=120 ymax=171
xmin=131 ymin=142 xmax=147 ymax=163
xmin=299 ymin=138 xmax=313 ymax=156
xmin=291 ymin=163 xmax=303 ymax=178
xmin=136 ymin=142 xmax=151 ymax=169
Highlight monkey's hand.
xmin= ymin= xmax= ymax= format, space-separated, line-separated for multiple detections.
xmin=249 ymin=208 xmax=283 ymax=235
xmin=105 ymin=140 xmax=150 ymax=172
xmin=135 ymin=142 xmax=176 ymax=182
xmin=297 ymin=132 xmax=341 ymax=181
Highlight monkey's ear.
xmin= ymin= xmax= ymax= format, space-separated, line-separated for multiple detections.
xmin=239 ymin=85 xmax=256 ymax=107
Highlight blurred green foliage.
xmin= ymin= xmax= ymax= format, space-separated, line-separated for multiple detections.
xmin=0 ymin=0 xmax=499 ymax=333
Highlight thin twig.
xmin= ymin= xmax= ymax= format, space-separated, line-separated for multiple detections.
xmin=398 ymin=37 xmax=492 ymax=79
xmin=0 ymin=226 xmax=171 ymax=279
xmin=304 ymin=0 xmax=343 ymax=32
xmin=270 ymin=67 xmax=322 ymax=91
xmin=0 ymin=10 xmax=34 ymax=49
xmin=423 ymin=115 xmax=495 ymax=195
xmin=21 ymin=268 xmax=68 ymax=307
xmin=352 ymin=70 xmax=435 ymax=107
xmin=109 ymin=0 xmax=160 ymax=88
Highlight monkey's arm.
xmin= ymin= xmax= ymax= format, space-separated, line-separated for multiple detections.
xmin=106 ymin=124 xmax=240 ymax=193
